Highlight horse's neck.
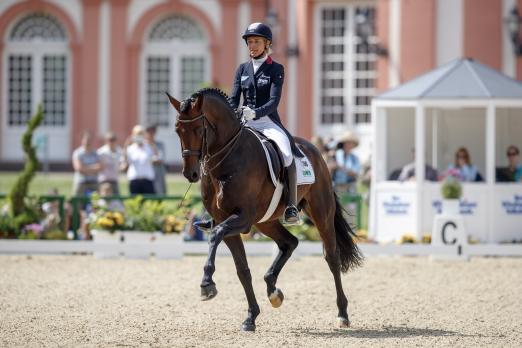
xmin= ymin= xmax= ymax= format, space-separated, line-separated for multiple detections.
xmin=204 ymin=101 xmax=239 ymax=152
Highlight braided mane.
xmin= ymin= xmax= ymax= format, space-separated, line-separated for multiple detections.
xmin=181 ymin=87 xmax=234 ymax=114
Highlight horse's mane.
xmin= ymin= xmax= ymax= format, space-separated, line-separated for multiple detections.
xmin=181 ymin=88 xmax=235 ymax=114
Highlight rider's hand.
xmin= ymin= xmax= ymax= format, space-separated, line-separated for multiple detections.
xmin=241 ymin=106 xmax=256 ymax=121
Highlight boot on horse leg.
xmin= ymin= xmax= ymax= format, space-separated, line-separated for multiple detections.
xmin=284 ymin=160 xmax=301 ymax=225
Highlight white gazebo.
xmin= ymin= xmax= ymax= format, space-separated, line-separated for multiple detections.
xmin=370 ymin=58 xmax=522 ymax=243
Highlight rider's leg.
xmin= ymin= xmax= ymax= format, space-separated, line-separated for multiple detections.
xmin=284 ymin=160 xmax=300 ymax=225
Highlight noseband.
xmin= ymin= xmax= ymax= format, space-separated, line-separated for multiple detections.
xmin=176 ymin=113 xmax=206 ymax=158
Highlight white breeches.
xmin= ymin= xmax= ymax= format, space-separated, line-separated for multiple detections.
xmin=246 ymin=117 xmax=293 ymax=167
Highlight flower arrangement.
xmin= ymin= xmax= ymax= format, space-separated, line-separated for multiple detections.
xmin=441 ymin=168 xmax=462 ymax=199
xmin=123 ymin=196 xmax=187 ymax=233
xmin=89 ymin=210 xmax=125 ymax=232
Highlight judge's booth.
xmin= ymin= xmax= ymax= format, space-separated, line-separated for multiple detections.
xmin=369 ymin=58 xmax=522 ymax=243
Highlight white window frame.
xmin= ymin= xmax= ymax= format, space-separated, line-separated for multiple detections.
xmin=2 ymin=23 xmax=71 ymax=161
xmin=314 ymin=1 xmax=376 ymax=138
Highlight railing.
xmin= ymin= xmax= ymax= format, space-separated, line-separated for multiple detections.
xmin=0 ymin=194 xmax=65 ymax=227
xmin=339 ymin=194 xmax=363 ymax=229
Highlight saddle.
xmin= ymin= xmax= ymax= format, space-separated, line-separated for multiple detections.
xmin=245 ymin=127 xmax=315 ymax=223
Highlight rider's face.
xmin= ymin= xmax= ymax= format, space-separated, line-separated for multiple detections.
xmin=247 ymin=36 xmax=268 ymax=57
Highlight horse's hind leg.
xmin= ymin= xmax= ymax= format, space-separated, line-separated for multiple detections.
xmin=255 ymin=221 xmax=299 ymax=308
xmin=223 ymin=235 xmax=260 ymax=331
xmin=303 ymin=199 xmax=350 ymax=328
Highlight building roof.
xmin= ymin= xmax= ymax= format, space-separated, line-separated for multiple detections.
xmin=377 ymin=58 xmax=522 ymax=99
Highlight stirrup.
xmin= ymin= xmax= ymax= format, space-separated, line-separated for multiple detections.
xmin=283 ymin=205 xmax=301 ymax=225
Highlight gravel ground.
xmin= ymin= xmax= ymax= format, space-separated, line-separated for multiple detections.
xmin=1 ymin=254 xmax=521 ymax=347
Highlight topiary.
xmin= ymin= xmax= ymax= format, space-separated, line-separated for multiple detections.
xmin=8 ymin=105 xmax=44 ymax=232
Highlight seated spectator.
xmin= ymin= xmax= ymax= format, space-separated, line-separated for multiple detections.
xmin=97 ymin=182 xmax=124 ymax=212
xmin=398 ymin=149 xmax=438 ymax=182
xmin=332 ymin=131 xmax=360 ymax=194
xmin=445 ymin=147 xmax=481 ymax=182
xmin=496 ymin=145 xmax=522 ymax=182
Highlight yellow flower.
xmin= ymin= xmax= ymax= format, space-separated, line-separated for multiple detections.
xmin=113 ymin=212 xmax=124 ymax=225
xmin=98 ymin=217 xmax=114 ymax=228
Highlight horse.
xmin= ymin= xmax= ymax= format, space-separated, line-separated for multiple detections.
xmin=167 ymin=88 xmax=362 ymax=332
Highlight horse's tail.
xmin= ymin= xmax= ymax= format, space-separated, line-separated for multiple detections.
xmin=333 ymin=192 xmax=363 ymax=273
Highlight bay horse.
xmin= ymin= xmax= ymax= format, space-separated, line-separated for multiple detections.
xmin=167 ymin=88 xmax=362 ymax=332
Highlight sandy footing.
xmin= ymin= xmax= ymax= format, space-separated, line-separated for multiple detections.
xmin=1 ymin=255 xmax=521 ymax=347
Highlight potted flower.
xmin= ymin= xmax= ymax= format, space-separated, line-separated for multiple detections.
xmin=440 ymin=168 xmax=462 ymax=215
xmin=153 ymin=210 xmax=187 ymax=259
xmin=122 ymin=196 xmax=169 ymax=258
xmin=89 ymin=207 xmax=125 ymax=258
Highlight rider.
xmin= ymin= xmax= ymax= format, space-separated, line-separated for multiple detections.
xmin=229 ymin=22 xmax=300 ymax=225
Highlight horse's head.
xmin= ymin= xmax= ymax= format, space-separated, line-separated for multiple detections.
xmin=167 ymin=92 xmax=205 ymax=182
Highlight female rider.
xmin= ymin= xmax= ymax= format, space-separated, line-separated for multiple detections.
xmin=229 ymin=22 xmax=300 ymax=225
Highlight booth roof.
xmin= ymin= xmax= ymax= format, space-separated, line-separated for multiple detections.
xmin=377 ymin=58 xmax=522 ymax=99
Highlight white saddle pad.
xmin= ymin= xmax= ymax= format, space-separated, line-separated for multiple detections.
xmin=246 ymin=128 xmax=315 ymax=223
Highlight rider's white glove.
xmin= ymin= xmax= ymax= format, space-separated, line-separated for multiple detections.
xmin=241 ymin=106 xmax=256 ymax=121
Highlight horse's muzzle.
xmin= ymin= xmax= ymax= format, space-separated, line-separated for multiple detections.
xmin=184 ymin=169 xmax=200 ymax=183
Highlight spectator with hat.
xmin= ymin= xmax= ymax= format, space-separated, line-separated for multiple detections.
xmin=332 ymin=131 xmax=361 ymax=193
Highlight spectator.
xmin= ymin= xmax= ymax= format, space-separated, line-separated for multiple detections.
xmin=97 ymin=132 xmax=122 ymax=196
xmin=332 ymin=131 xmax=360 ymax=193
xmin=496 ymin=145 xmax=522 ymax=182
xmin=398 ymin=149 xmax=438 ymax=182
xmin=145 ymin=122 xmax=167 ymax=195
xmin=97 ymin=182 xmax=124 ymax=212
xmin=72 ymin=131 xmax=102 ymax=197
xmin=121 ymin=125 xmax=156 ymax=195
xmin=447 ymin=147 xmax=481 ymax=182
xmin=311 ymin=135 xmax=330 ymax=165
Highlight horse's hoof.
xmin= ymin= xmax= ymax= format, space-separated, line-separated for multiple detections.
xmin=268 ymin=288 xmax=284 ymax=308
xmin=337 ymin=317 xmax=350 ymax=328
xmin=241 ymin=322 xmax=256 ymax=332
xmin=200 ymin=284 xmax=218 ymax=301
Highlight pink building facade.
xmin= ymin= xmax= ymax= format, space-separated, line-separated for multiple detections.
xmin=1 ymin=0 xmax=521 ymax=166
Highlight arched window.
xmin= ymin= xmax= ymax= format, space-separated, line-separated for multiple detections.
xmin=2 ymin=13 xmax=70 ymax=161
xmin=5 ymin=13 xmax=68 ymax=126
xmin=142 ymin=15 xmax=209 ymax=129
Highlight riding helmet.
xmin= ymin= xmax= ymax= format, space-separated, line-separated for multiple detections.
xmin=242 ymin=22 xmax=272 ymax=42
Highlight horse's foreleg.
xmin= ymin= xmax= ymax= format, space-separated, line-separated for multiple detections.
xmin=255 ymin=221 xmax=298 ymax=308
xmin=200 ymin=213 xmax=251 ymax=301
xmin=223 ymin=235 xmax=260 ymax=332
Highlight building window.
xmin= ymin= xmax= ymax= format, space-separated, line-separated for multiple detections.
xmin=146 ymin=57 xmax=170 ymax=127
xmin=317 ymin=4 xmax=377 ymax=127
xmin=143 ymin=15 xmax=208 ymax=128
xmin=5 ymin=13 xmax=68 ymax=127
xmin=8 ymin=56 xmax=32 ymax=126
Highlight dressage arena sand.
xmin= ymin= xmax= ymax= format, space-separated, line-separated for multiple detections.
xmin=1 ymin=255 xmax=521 ymax=347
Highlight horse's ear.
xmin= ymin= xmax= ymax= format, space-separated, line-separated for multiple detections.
xmin=166 ymin=92 xmax=180 ymax=112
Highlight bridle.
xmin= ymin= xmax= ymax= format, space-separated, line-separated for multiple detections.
xmin=176 ymin=113 xmax=206 ymax=159
xmin=176 ymin=110 xmax=243 ymax=175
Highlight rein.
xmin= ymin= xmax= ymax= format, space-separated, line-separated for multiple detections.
xmin=177 ymin=112 xmax=243 ymax=175
xmin=201 ymin=126 xmax=243 ymax=175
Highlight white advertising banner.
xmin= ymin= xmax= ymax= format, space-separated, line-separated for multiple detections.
xmin=493 ymin=185 xmax=522 ymax=243
xmin=375 ymin=185 xmax=417 ymax=242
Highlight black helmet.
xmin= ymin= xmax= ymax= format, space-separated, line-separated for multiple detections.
xmin=242 ymin=22 xmax=272 ymax=42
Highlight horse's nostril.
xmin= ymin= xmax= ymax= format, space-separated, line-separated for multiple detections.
xmin=192 ymin=172 xmax=198 ymax=180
